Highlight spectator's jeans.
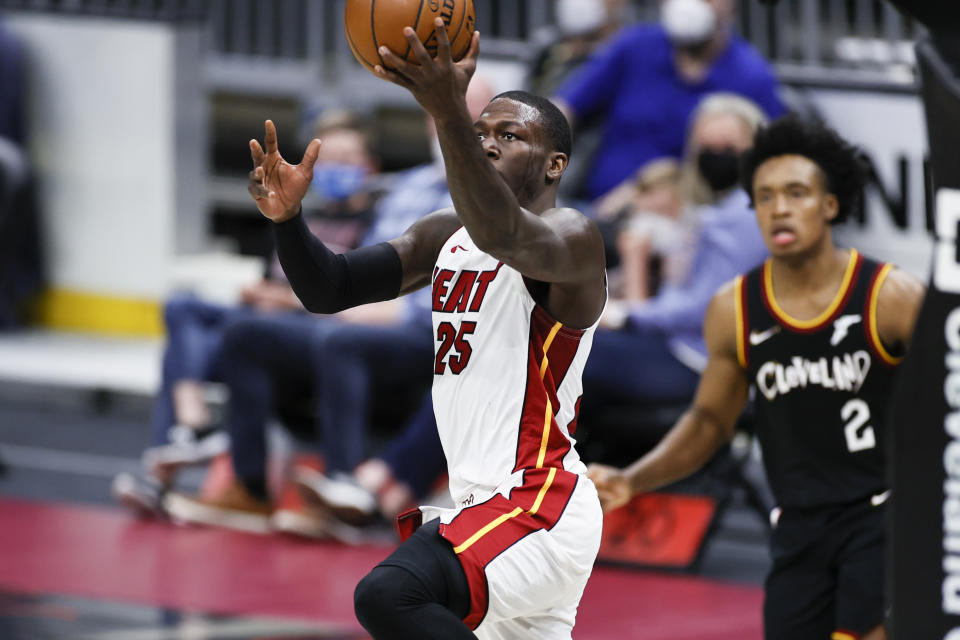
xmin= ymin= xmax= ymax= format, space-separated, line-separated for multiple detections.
xmin=314 ymin=320 xmax=434 ymax=475
xmin=221 ymin=315 xmax=433 ymax=488
xmin=151 ymin=294 xmax=256 ymax=445
xmin=583 ymin=326 xmax=699 ymax=403
xmin=218 ymin=312 xmax=336 ymax=486
xmin=378 ymin=392 xmax=446 ymax=499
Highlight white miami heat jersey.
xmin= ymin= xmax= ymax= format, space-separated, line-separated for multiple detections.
xmin=429 ymin=226 xmax=597 ymax=507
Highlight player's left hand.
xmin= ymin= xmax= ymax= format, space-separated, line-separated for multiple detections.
xmin=374 ymin=18 xmax=479 ymax=119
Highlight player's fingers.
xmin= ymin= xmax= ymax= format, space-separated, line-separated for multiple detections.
xmin=403 ymin=26 xmax=433 ymax=66
xmin=250 ymin=139 xmax=265 ymax=166
xmin=248 ymin=167 xmax=264 ymax=183
xmin=378 ymin=45 xmax=414 ymax=76
xmin=586 ymin=463 xmax=613 ymax=481
xmin=247 ymin=182 xmax=270 ymax=200
xmin=299 ymin=138 xmax=322 ymax=172
xmin=455 ymin=31 xmax=479 ymax=79
xmin=374 ymin=64 xmax=413 ymax=89
xmin=264 ymin=119 xmax=279 ymax=155
xmin=464 ymin=30 xmax=480 ymax=64
xmin=596 ymin=492 xmax=619 ymax=513
xmin=433 ymin=17 xmax=451 ymax=61
xmin=588 ymin=474 xmax=610 ymax=490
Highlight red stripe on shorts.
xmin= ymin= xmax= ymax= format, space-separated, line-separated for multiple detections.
xmin=439 ymin=468 xmax=579 ymax=629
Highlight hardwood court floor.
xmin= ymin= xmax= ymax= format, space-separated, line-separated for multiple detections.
xmin=0 ymin=497 xmax=763 ymax=639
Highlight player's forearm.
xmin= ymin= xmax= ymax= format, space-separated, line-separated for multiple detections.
xmin=273 ymin=212 xmax=402 ymax=313
xmin=624 ymin=408 xmax=728 ymax=495
xmin=434 ymin=110 xmax=530 ymax=253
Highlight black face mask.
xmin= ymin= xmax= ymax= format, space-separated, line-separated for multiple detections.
xmin=697 ymin=148 xmax=741 ymax=193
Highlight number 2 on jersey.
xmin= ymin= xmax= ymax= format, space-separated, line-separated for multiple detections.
xmin=435 ymin=321 xmax=476 ymax=375
xmin=841 ymin=398 xmax=876 ymax=452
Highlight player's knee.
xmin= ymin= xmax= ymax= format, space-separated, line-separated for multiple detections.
xmin=354 ymin=566 xmax=404 ymax=628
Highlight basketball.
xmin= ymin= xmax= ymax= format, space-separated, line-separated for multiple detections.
xmin=344 ymin=0 xmax=476 ymax=74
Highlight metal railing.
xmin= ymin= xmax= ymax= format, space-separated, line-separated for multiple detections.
xmin=1 ymin=0 xmax=923 ymax=85
xmin=0 ymin=0 xmax=206 ymax=20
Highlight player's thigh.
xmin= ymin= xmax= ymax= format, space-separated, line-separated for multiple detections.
xmin=764 ymin=548 xmax=835 ymax=639
xmin=482 ymin=479 xmax=602 ymax=627
xmin=835 ymin=510 xmax=886 ymax=637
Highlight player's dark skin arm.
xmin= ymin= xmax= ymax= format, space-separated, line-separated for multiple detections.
xmin=247 ymin=22 xmax=605 ymax=326
xmin=876 ymin=267 xmax=926 ymax=350
xmin=388 ymin=208 xmax=464 ymax=295
xmin=588 ymin=282 xmax=750 ymax=511
xmin=375 ymin=20 xmax=606 ymax=328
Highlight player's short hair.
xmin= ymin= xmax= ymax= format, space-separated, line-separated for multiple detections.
xmin=739 ymin=116 xmax=866 ymax=224
xmin=491 ymin=90 xmax=573 ymax=158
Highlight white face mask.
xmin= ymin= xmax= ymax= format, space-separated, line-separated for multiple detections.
xmin=661 ymin=0 xmax=716 ymax=47
xmin=556 ymin=0 xmax=608 ymax=36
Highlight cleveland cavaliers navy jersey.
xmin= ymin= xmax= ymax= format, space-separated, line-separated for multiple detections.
xmin=735 ymin=249 xmax=902 ymax=509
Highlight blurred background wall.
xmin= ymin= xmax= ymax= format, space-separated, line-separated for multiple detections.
xmin=7 ymin=13 xmax=206 ymax=335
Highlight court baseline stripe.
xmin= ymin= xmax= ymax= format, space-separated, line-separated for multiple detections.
xmin=0 ymin=443 xmax=139 ymax=477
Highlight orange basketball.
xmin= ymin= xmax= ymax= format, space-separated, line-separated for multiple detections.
xmin=344 ymin=0 xmax=476 ymax=75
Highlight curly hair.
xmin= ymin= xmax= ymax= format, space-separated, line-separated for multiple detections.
xmin=739 ymin=116 xmax=866 ymax=224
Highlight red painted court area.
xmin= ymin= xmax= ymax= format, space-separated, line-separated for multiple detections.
xmin=0 ymin=498 xmax=763 ymax=639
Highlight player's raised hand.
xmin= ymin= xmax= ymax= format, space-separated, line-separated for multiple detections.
xmin=374 ymin=18 xmax=479 ymax=118
xmin=587 ymin=463 xmax=633 ymax=513
xmin=248 ymin=120 xmax=321 ymax=223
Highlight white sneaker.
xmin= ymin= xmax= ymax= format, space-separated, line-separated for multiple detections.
xmin=294 ymin=467 xmax=378 ymax=526
xmin=111 ymin=472 xmax=164 ymax=519
xmin=142 ymin=428 xmax=230 ymax=477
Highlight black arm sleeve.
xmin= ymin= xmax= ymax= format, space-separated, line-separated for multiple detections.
xmin=273 ymin=211 xmax=403 ymax=314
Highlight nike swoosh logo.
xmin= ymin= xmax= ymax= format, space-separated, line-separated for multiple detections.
xmin=871 ymin=490 xmax=890 ymax=507
xmin=749 ymin=326 xmax=780 ymax=346
xmin=451 ymin=245 xmax=468 ymax=253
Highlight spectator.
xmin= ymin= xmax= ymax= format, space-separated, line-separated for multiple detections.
xmin=0 ymin=16 xmax=26 ymax=146
xmin=525 ymin=0 xmax=630 ymax=203
xmin=605 ymin=158 xmax=692 ymax=301
xmin=111 ymin=111 xmax=380 ymax=516
xmin=0 ymin=137 xmax=42 ymax=330
xmin=293 ymin=393 xmax=446 ymax=537
xmin=553 ymin=0 xmax=785 ymax=202
xmin=582 ymin=93 xmax=770 ymax=418
xmin=0 ymin=19 xmax=41 ymax=330
xmin=161 ymin=77 xmax=498 ymax=537
xmin=526 ymin=0 xmax=630 ymax=97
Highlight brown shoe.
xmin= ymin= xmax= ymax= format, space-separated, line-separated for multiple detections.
xmin=163 ymin=482 xmax=272 ymax=534
xmin=270 ymin=479 xmax=329 ymax=540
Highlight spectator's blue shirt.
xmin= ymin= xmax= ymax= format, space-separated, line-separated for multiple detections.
xmin=556 ymin=24 xmax=785 ymax=199
xmin=364 ymin=163 xmax=453 ymax=327
xmin=627 ymin=189 xmax=768 ymax=366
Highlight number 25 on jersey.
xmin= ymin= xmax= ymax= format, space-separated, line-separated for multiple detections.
xmin=435 ymin=321 xmax=476 ymax=375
